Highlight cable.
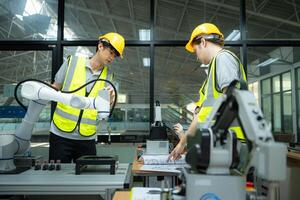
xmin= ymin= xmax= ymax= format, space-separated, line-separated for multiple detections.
xmin=14 ymin=79 xmax=55 ymax=111
xmin=14 ymin=78 xmax=118 ymax=118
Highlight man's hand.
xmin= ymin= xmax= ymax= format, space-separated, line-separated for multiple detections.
xmin=168 ymin=136 xmax=186 ymax=161
xmin=105 ymin=86 xmax=115 ymax=108
xmin=173 ymin=123 xmax=185 ymax=139
xmin=52 ymin=82 xmax=62 ymax=91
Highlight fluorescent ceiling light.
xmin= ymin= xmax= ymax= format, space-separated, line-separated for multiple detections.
xmin=225 ymin=30 xmax=240 ymax=41
xmin=257 ymin=57 xmax=279 ymax=67
xmin=139 ymin=29 xmax=150 ymax=41
xmin=143 ymin=57 xmax=150 ymax=67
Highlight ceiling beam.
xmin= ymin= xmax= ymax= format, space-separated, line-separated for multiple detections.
xmin=291 ymin=0 xmax=300 ymax=22
xmin=80 ymin=0 xmax=104 ymax=35
xmin=162 ymin=0 xmax=300 ymax=28
xmin=102 ymin=0 xmax=117 ymax=32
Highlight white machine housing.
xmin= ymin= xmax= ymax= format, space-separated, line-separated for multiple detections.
xmin=146 ymin=101 xmax=169 ymax=155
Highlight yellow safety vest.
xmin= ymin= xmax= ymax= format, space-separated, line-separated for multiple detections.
xmin=196 ymin=50 xmax=247 ymax=142
xmin=53 ymin=56 xmax=113 ymax=137
xmin=195 ymin=80 xmax=206 ymax=108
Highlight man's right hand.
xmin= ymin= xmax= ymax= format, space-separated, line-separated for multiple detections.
xmin=168 ymin=136 xmax=186 ymax=161
xmin=173 ymin=123 xmax=185 ymax=139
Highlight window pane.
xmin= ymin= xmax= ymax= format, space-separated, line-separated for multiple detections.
xmin=283 ymin=91 xmax=292 ymax=133
xmin=64 ymin=0 xmax=150 ymax=40
xmin=0 ymin=50 xmax=52 ymax=135
xmin=273 ymin=94 xmax=281 ymax=133
xmin=154 ymin=46 xmax=201 ymax=124
xmin=0 ymin=0 xmax=58 ymax=40
xmin=297 ymin=68 xmax=300 ymax=89
xmin=272 ymin=76 xmax=280 ymax=93
xmin=261 ymin=79 xmax=271 ymax=95
xmin=246 ymin=0 xmax=300 ymax=39
xmin=155 ymin=0 xmax=240 ymax=40
xmin=248 ymin=47 xmax=298 ymax=140
xmin=298 ymin=89 xmax=300 ymax=140
xmin=282 ymin=72 xmax=291 ymax=91
xmin=110 ymin=108 xmax=125 ymax=122
xmin=247 ymin=47 xmax=292 ymax=79
xmin=262 ymin=96 xmax=272 ymax=123
xmin=63 ymin=46 xmax=150 ymax=134
xmin=128 ymin=108 xmax=149 ymax=122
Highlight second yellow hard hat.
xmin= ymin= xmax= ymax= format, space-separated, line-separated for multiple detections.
xmin=185 ymin=23 xmax=224 ymax=53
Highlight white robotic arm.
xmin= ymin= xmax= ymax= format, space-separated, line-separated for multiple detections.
xmin=235 ymin=89 xmax=286 ymax=182
xmin=0 ymin=81 xmax=110 ymax=172
xmin=21 ymin=81 xmax=110 ymax=119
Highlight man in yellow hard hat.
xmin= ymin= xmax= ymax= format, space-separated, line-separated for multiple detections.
xmin=49 ymin=32 xmax=125 ymax=163
xmin=169 ymin=23 xmax=247 ymax=160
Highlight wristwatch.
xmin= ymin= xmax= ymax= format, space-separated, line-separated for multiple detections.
xmin=194 ymin=106 xmax=200 ymax=115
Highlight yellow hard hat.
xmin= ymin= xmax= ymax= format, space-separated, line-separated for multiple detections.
xmin=99 ymin=32 xmax=125 ymax=58
xmin=185 ymin=23 xmax=224 ymax=53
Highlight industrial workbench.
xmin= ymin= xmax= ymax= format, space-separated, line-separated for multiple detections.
xmin=0 ymin=163 xmax=132 ymax=200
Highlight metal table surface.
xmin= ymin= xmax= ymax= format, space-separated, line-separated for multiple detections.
xmin=0 ymin=163 xmax=131 ymax=200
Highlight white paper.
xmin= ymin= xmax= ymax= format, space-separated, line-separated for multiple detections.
xmin=141 ymin=154 xmax=186 ymax=165
xmin=140 ymin=164 xmax=183 ymax=173
xmin=131 ymin=187 xmax=161 ymax=200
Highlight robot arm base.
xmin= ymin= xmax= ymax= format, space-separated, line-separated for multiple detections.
xmin=0 ymin=134 xmax=18 ymax=171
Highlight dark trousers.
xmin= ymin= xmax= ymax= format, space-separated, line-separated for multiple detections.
xmin=49 ymin=132 xmax=96 ymax=163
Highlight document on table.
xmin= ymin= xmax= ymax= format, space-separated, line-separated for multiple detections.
xmin=139 ymin=154 xmax=186 ymax=173
xmin=140 ymin=164 xmax=183 ymax=173
xmin=141 ymin=154 xmax=186 ymax=165
xmin=131 ymin=187 xmax=161 ymax=200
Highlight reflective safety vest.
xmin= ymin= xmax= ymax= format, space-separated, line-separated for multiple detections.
xmin=196 ymin=50 xmax=247 ymax=142
xmin=53 ymin=56 xmax=114 ymax=137
xmin=195 ymin=80 xmax=206 ymax=108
